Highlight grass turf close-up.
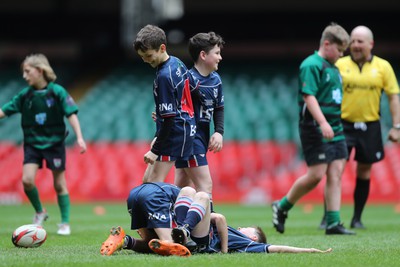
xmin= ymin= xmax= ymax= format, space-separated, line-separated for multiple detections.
xmin=0 ymin=202 xmax=399 ymax=267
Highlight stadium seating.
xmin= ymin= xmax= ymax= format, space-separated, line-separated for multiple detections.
xmin=0 ymin=78 xmax=25 ymax=142
xmin=1 ymin=63 xmax=392 ymax=145
xmin=3 ymin=141 xmax=399 ymax=203
xmin=0 ymin=63 xmax=398 ymax=203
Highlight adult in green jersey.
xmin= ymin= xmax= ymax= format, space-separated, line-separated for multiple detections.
xmin=0 ymin=54 xmax=87 ymax=235
xmin=319 ymin=26 xmax=400 ymax=229
xmin=271 ymin=23 xmax=355 ymax=235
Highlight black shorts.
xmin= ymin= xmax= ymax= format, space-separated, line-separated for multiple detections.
xmin=300 ymin=123 xmax=348 ymax=166
xmin=342 ymin=120 xmax=384 ymax=163
xmin=23 ymin=143 xmax=66 ymax=170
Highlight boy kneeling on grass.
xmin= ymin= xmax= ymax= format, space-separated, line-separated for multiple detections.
xmin=100 ymin=183 xmax=332 ymax=256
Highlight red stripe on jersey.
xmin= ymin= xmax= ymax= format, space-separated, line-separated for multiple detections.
xmin=181 ymin=78 xmax=194 ymax=117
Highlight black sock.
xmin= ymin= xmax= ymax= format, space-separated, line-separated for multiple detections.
xmin=124 ymin=235 xmax=136 ymax=250
xmin=353 ymin=178 xmax=370 ymax=221
xmin=322 ymin=199 xmax=327 ymax=220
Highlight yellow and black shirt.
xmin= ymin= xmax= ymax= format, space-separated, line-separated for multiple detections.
xmin=336 ymin=55 xmax=399 ymax=122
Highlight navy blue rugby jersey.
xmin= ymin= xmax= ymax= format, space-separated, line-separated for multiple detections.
xmin=205 ymin=225 xmax=270 ymax=253
xmin=152 ymin=56 xmax=199 ymax=157
xmin=189 ymin=67 xmax=224 ymax=154
xmin=153 ymin=56 xmax=197 ymax=120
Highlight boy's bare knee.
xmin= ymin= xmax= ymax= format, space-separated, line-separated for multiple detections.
xmin=195 ymin=191 xmax=210 ymax=202
xmin=180 ymin=186 xmax=196 ymax=196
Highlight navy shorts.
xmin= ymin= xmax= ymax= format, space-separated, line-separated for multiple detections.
xmin=23 ymin=143 xmax=66 ymax=170
xmin=343 ymin=120 xmax=384 ymax=163
xmin=127 ymin=182 xmax=180 ymax=230
xmin=156 ymin=116 xmax=196 ymax=159
xmin=175 ymin=153 xmax=208 ymax=168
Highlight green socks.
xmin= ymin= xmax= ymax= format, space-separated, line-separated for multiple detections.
xmin=58 ymin=194 xmax=70 ymax=224
xmin=24 ymin=186 xmax=43 ymax=213
xmin=326 ymin=211 xmax=340 ymax=228
xmin=25 ymin=188 xmax=71 ymax=224
xmin=279 ymin=196 xmax=294 ymax=211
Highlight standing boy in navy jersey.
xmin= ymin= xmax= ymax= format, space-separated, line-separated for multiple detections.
xmin=133 ymin=25 xmax=198 ymax=183
xmin=174 ymin=32 xmax=225 ymax=211
xmin=271 ymin=23 xmax=355 ymax=235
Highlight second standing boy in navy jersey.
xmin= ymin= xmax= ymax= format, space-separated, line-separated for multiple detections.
xmin=174 ymin=32 xmax=225 ymax=212
xmin=133 ymin=25 xmax=199 ymax=183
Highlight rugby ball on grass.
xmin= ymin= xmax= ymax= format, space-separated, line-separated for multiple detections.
xmin=12 ymin=224 xmax=47 ymax=248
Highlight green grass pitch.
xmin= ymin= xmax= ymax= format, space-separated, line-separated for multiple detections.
xmin=0 ymin=202 xmax=399 ymax=267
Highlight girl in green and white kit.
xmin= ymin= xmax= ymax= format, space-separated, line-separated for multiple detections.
xmin=0 ymin=54 xmax=86 ymax=235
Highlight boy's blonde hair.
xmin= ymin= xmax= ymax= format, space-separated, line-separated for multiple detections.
xmin=320 ymin=22 xmax=350 ymax=49
xmin=22 ymin=53 xmax=57 ymax=82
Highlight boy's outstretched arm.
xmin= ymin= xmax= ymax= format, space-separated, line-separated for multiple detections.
xmin=268 ymin=245 xmax=332 ymax=253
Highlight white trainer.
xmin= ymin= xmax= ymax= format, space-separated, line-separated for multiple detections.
xmin=57 ymin=223 xmax=71 ymax=235
xmin=33 ymin=209 xmax=49 ymax=225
